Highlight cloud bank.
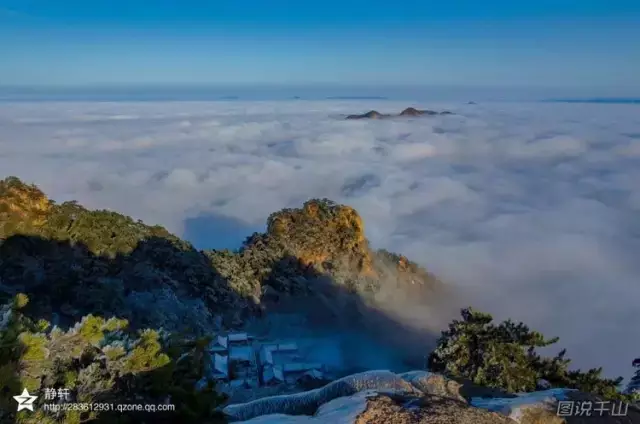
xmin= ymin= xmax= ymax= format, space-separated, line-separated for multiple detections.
xmin=1 ymin=99 xmax=639 ymax=380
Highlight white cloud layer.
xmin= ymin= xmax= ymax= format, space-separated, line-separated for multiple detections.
xmin=1 ymin=99 xmax=639 ymax=380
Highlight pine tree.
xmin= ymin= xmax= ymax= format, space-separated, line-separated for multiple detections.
xmin=429 ymin=307 xmax=559 ymax=392
xmin=627 ymin=358 xmax=640 ymax=399
xmin=430 ymin=307 xmax=629 ymax=400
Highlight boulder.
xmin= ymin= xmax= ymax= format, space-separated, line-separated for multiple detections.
xmin=400 ymin=371 xmax=466 ymax=403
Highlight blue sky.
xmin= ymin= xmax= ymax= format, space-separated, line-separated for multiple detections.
xmin=1 ymin=1 xmax=639 ymax=92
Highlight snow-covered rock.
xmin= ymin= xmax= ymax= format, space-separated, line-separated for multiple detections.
xmin=471 ymin=388 xmax=577 ymax=423
xmin=238 ymin=390 xmax=375 ymax=423
xmin=223 ymin=370 xmax=417 ymax=421
xmin=223 ymin=369 xmax=579 ymax=423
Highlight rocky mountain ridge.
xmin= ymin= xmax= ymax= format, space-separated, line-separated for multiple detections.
xmin=0 ymin=177 xmax=442 ymax=334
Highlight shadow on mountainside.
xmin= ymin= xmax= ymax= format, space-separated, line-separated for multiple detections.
xmin=0 ymin=234 xmax=241 ymax=423
xmin=0 ymin=233 xmax=444 ymax=367
xmin=256 ymin=254 xmax=441 ymax=374
xmin=0 ymin=234 xmax=258 ymax=333
xmin=0 ymin=231 xmax=447 ymax=421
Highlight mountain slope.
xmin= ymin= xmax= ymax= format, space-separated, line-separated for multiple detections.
xmin=0 ymin=177 xmax=442 ymax=334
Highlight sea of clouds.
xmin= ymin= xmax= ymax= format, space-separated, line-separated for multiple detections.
xmin=1 ymin=99 xmax=639 ymax=381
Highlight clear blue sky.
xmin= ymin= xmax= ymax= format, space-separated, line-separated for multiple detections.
xmin=1 ymin=1 xmax=639 ymax=91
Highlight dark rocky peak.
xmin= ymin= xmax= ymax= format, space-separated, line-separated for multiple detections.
xmin=399 ymin=107 xmax=435 ymax=117
xmin=345 ymin=108 xmax=453 ymax=120
xmin=346 ymin=110 xmax=386 ymax=120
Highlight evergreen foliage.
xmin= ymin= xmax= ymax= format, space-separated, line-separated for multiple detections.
xmin=0 ymin=177 xmax=254 ymax=333
xmin=627 ymin=358 xmax=640 ymax=401
xmin=429 ymin=307 xmax=632 ymax=401
xmin=0 ymin=294 xmax=227 ymax=423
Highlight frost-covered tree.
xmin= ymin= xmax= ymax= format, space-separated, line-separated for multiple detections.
xmin=0 ymin=294 xmax=227 ymax=424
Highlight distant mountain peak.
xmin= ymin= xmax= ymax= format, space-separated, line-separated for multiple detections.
xmin=345 ymin=108 xmax=453 ymax=120
xmin=346 ymin=110 xmax=385 ymax=120
xmin=399 ymin=107 xmax=423 ymax=116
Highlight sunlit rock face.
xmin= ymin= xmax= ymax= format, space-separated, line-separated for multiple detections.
xmin=0 ymin=177 xmax=52 ymax=237
xmin=264 ymin=199 xmax=373 ymax=276
xmin=258 ymin=199 xmax=442 ymax=295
